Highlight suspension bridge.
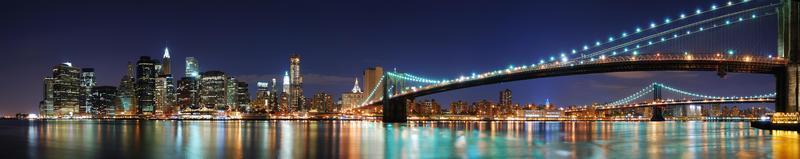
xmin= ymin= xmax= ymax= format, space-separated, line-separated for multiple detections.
xmin=353 ymin=0 xmax=800 ymax=122
xmin=563 ymin=82 xmax=775 ymax=120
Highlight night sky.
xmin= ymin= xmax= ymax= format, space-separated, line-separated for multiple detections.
xmin=1 ymin=0 xmax=778 ymax=114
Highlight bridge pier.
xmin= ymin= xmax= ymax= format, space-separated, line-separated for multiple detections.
xmin=382 ymin=73 xmax=408 ymax=123
xmin=777 ymin=0 xmax=800 ymax=112
xmin=651 ymin=106 xmax=666 ymax=121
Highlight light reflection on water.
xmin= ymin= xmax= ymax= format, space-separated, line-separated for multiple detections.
xmin=0 ymin=120 xmax=797 ymax=158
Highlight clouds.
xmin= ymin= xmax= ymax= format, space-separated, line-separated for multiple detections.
xmin=235 ymin=73 xmax=355 ymax=86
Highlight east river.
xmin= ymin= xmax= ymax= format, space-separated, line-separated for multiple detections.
xmin=0 ymin=120 xmax=797 ymax=158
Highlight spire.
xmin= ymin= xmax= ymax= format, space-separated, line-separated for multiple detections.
xmin=352 ymin=78 xmax=362 ymax=93
xmin=163 ymin=46 xmax=170 ymax=58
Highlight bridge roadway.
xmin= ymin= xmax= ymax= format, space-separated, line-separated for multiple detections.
xmin=564 ymin=98 xmax=775 ymax=113
xmin=367 ymin=54 xmax=787 ymax=106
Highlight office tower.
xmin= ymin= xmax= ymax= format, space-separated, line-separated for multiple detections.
xmin=185 ymin=57 xmax=200 ymax=78
xmin=50 ymin=63 xmax=81 ymax=117
xmin=226 ymin=77 xmax=238 ymax=111
xmin=235 ymin=81 xmax=250 ymax=112
xmin=91 ymin=86 xmax=117 ymax=117
xmin=39 ymin=77 xmax=55 ymax=117
xmin=363 ymin=66 xmax=383 ymax=102
xmin=200 ymin=71 xmax=228 ymax=110
xmin=155 ymin=75 xmax=176 ymax=115
xmin=341 ymin=78 xmax=364 ymax=110
xmin=79 ymin=68 xmax=96 ymax=115
xmin=253 ymin=82 xmax=271 ymax=112
xmin=177 ymin=77 xmax=200 ymax=110
xmin=136 ymin=56 xmax=157 ymax=115
xmin=117 ymin=62 xmax=137 ymax=115
xmin=289 ymin=54 xmax=304 ymax=112
xmin=282 ymin=71 xmax=290 ymax=93
xmin=450 ymin=100 xmax=468 ymax=115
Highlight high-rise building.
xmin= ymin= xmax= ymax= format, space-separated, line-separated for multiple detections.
xmin=363 ymin=66 xmax=383 ymax=102
xmin=185 ymin=57 xmax=200 ymax=78
xmin=200 ymin=71 xmax=229 ymax=110
xmin=177 ymin=77 xmax=200 ymax=110
xmin=155 ymin=75 xmax=176 ymax=115
xmin=253 ymin=82 xmax=272 ymax=112
xmin=235 ymin=81 xmax=250 ymax=112
xmin=116 ymin=62 xmax=137 ymax=115
xmin=289 ymin=54 xmax=304 ymax=112
xmin=341 ymin=78 xmax=364 ymax=110
xmin=311 ymin=92 xmax=334 ymax=113
xmin=450 ymin=100 xmax=469 ymax=115
xmin=282 ymin=71 xmax=290 ymax=93
xmin=91 ymin=86 xmax=117 ymax=117
xmin=51 ymin=63 xmax=81 ymax=117
xmin=79 ymin=68 xmax=96 ymax=114
xmin=161 ymin=47 xmax=171 ymax=75
xmin=500 ymin=89 xmax=512 ymax=114
xmin=136 ymin=56 xmax=157 ymax=115
xmin=39 ymin=77 xmax=55 ymax=117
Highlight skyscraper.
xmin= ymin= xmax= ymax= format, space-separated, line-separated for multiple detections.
xmin=363 ymin=66 xmax=383 ymax=102
xmin=176 ymin=77 xmax=200 ymax=110
xmin=91 ymin=86 xmax=117 ymax=117
xmin=235 ymin=81 xmax=250 ymax=112
xmin=289 ymin=54 xmax=304 ymax=112
xmin=136 ymin=56 xmax=157 ymax=115
xmin=185 ymin=57 xmax=200 ymax=78
xmin=161 ymin=47 xmax=171 ymax=75
xmin=200 ymin=71 xmax=228 ymax=110
xmin=500 ymin=89 xmax=512 ymax=114
xmin=39 ymin=77 xmax=55 ymax=117
xmin=253 ymin=82 xmax=271 ymax=112
xmin=79 ymin=68 xmax=95 ymax=115
xmin=117 ymin=62 xmax=137 ymax=115
xmin=341 ymin=78 xmax=364 ymax=110
xmin=51 ymin=63 xmax=81 ymax=117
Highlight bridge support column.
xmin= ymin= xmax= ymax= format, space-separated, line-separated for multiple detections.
xmin=776 ymin=0 xmax=800 ymax=112
xmin=381 ymin=74 xmax=408 ymax=123
xmin=651 ymin=106 xmax=665 ymax=121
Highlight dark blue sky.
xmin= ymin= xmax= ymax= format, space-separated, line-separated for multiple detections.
xmin=0 ymin=0 xmax=778 ymax=114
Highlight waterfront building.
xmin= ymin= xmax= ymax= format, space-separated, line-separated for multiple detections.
xmin=450 ymin=100 xmax=469 ymax=115
xmin=50 ymin=63 xmax=81 ymax=117
xmin=79 ymin=68 xmax=95 ymax=115
xmin=155 ymin=75 xmax=176 ymax=115
xmin=116 ymin=62 xmax=137 ymax=115
xmin=39 ymin=77 xmax=55 ymax=117
xmin=91 ymin=86 xmax=117 ymax=117
xmin=363 ymin=66 xmax=383 ymax=102
xmin=226 ymin=77 xmax=237 ymax=111
xmin=252 ymin=82 xmax=271 ymax=112
xmin=341 ymin=78 xmax=364 ymax=110
xmin=289 ymin=54 xmax=304 ymax=112
xmin=176 ymin=77 xmax=200 ymax=110
xmin=200 ymin=71 xmax=229 ymax=110
xmin=136 ymin=56 xmax=157 ymax=115
xmin=235 ymin=81 xmax=250 ymax=112
xmin=499 ymin=89 xmax=512 ymax=114
xmin=311 ymin=92 xmax=334 ymax=113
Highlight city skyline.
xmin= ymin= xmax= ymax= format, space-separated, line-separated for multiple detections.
xmin=2 ymin=0 xmax=778 ymax=114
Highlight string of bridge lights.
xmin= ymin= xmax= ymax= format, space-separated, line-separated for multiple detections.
xmin=359 ymin=75 xmax=385 ymax=106
xmin=609 ymin=84 xmax=655 ymax=106
xmin=608 ymin=83 xmax=776 ymax=106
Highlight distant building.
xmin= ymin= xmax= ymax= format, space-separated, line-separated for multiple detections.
xmin=311 ymin=92 xmax=334 ymax=113
xmin=79 ymin=68 xmax=96 ymax=115
xmin=235 ymin=81 xmax=250 ymax=112
xmin=252 ymin=82 xmax=272 ymax=112
xmin=91 ymin=86 xmax=117 ymax=117
xmin=499 ymin=89 xmax=512 ymax=114
xmin=39 ymin=77 xmax=55 ymax=117
xmin=341 ymin=78 xmax=364 ymax=110
xmin=289 ymin=54 xmax=304 ymax=112
xmin=450 ymin=100 xmax=469 ymax=115
xmin=116 ymin=62 xmax=137 ymax=115
xmin=136 ymin=56 xmax=157 ymax=115
xmin=185 ymin=57 xmax=200 ymax=78
xmin=363 ymin=66 xmax=383 ymax=102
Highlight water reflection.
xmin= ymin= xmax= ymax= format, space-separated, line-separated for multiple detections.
xmin=2 ymin=120 xmax=797 ymax=158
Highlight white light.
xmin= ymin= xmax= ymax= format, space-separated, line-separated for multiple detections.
xmin=696 ymin=9 xmax=702 ymax=14
xmin=725 ymin=20 xmax=730 ymax=24
xmin=635 ymin=27 xmax=642 ymax=33
xmin=711 ymin=5 xmax=717 ymax=10
xmin=595 ymin=41 xmax=601 ymax=46
xmin=650 ymin=23 xmax=656 ymax=28
xmin=62 ymin=62 xmax=72 ymax=67
xmin=583 ymin=45 xmax=589 ymax=50
xmin=727 ymin=1 xmax=733 ymax=6
xmin=622 ymin=32 xmax=628 ymax=37
xmin=608 ymin=37 xmax=614 ymax=42
xmin=661 ymin=37 xmax=665 ymax=41
xmin=680 ymin=14 xmax=686 ymax=19
xmin=572 ymin=49 xmax=577 ymax=54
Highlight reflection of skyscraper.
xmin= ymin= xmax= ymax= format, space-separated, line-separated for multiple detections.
xmin=136 ymin=56 xmax=157 ymax=115
xmin=79 ymin=68 xmax=96 ymax=114
xmin=289 ymin=54 xmax=304 ymax=112
xmin=185 ymin=57 xmax=200 ymax=78
xmin=363 ymin=66 xmax=383 ymax=102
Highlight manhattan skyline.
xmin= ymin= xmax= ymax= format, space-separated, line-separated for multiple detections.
xmin=1 ymin=0 xmax=777 ymax=114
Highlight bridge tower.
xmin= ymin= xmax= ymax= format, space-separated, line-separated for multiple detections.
xmin=776 ymin=0 xmax=800 ymax=112
xmin=651 ymin=83 xmax=666 ymax=121
xmin=382 ymin=72 xmax=409 ymax=122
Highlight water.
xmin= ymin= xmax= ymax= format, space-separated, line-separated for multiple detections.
xmin=0 ymin=120 xmax=797 ymax=159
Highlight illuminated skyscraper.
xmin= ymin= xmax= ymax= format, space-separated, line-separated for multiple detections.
xmin=363 ymin=66 xmax=383 ymax=102
xmin=235 ymin=81 xmax=250 ymax=112
xmin=185 ymin=57 xmax=200 ymax=78
xmin=51 ymin=63 xmax=81 ymax=117
xmin=161 ymin=46 xmax=171 ymax=75
xmin=200 ymin=71 xmax=228 ymax=110
xmin=117 ymin=62 xmax=137 ymax=115
xmin=91 ymin=86 xmax=117 ymax=117
xmin=176 ymin=77 xmax=200 ymax=110
xmin=341 ymin=78 xmax=364 ymax=110
xmin=79 ymin=68 xmax=96 ymax=114
xmin=136 ymin=56 xmax=157 ymax=115
xmin=282 ymin=71 xmax=290 ymax=94
xmin=39 ymin=77 xmax=55 ymax=117
xmin=499 ymin=89 xmax=512 ymax=114
xmin=253 ymin=82 xmax=271 ymax=112
xmin=289 ymin=54 xmax=304 ymax=112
